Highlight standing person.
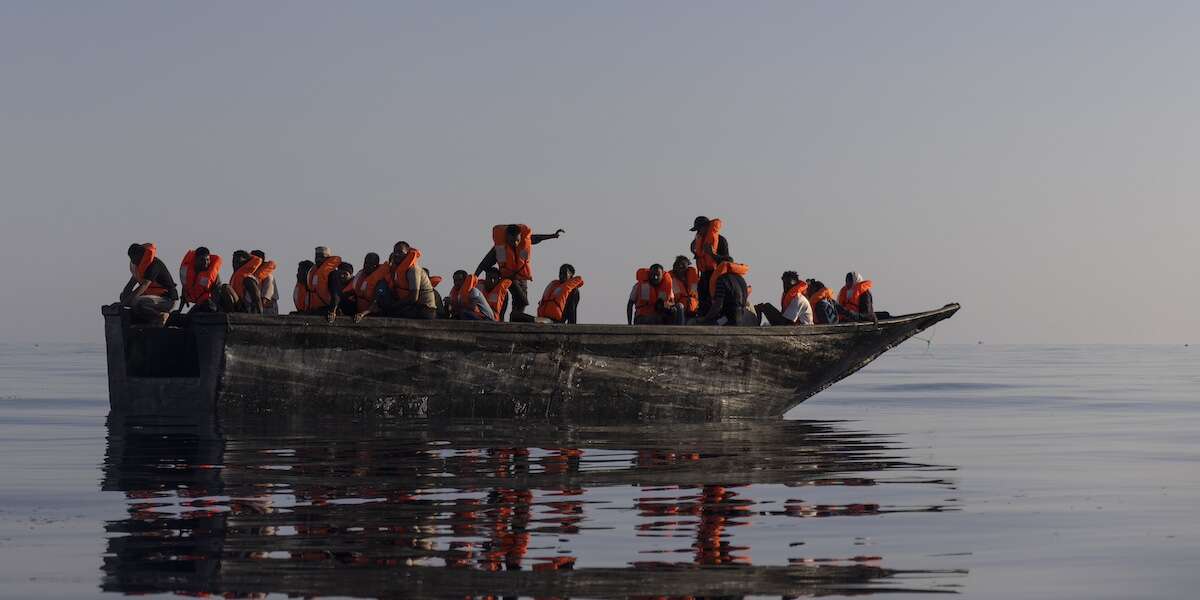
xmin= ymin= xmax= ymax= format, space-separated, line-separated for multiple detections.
xmin=178 ymin=247 xmax=222 ymax=314
xmin=756 ymin=271 xmax=812 ymax=326
xmin=627 ymin=264 xmax=682 ymax=325
xmin=689 ymin=216 xmax=729 ymax=315
xmin=251 ymin=250 xmax=279 ymax=315
xmin=478 ymin=267 xmax=513 ymax=322
xmin=838 ymin=272 xmax=877 ymax=323
xmin=475 ymin=224 xmax=565 ymax=321
xmin=806 ymin=280 xmax=839 ymax=325
xmin=448 ymin=270 xmax=496 ymax=321
xmin=669 ymin=255 xmax=701 ymax=320
xmin=537 ymin=264 xmax=584 ymax=324
xmin=377 ymin=244 xmax=437 ymax=319
xmin=291 ymin=260 xmax=315 ymax=315
xmin=306 ymin=246 xmax=344 ymax=320
xmin=119 ymin=243 xmax=178 ymax=325
xmin=694 ymin=257 xmax=756 ymax=326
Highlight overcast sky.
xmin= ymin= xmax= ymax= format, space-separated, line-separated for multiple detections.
xmin=2 ymin=2 xmax=1196 ymax=344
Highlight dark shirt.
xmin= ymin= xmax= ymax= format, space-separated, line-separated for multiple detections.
xmin=813 ymin=299 xmax=839 ymax=324
xmin=474 ymin=234 xmax=559 ymax=275
xmin=704 ymin=272 xmax=750 ymax=324
xmin=142 ymin=258 xmax=179 ymax=300
xmin=840 ymin=290 xmax=876 ymax=322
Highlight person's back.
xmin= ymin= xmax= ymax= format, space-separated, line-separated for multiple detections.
xmin=807 ymin=280 xmax=839 ymax=325
xmin=697 ymin=259 xmax=756 ymax=326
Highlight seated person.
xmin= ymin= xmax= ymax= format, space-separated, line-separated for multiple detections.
xmin=806 ymin=280 xmax=840 ymax=325
xmin=448 ymin=270 xmax=497 ymax=321
xmin=478 ymin=267 xmax=513 ymax=322
xmin=375 ymin=246 xmax=437 ymax=319
xmin=756 ymin=271 xmax=813 ymax=326
xmin=251 ymin=250 xmax=279 ymax=315
xmin=291 ymin=260 xmax=314 ymax=314
xmin=335 ymin=262 xmax=357 ymax=316
xmin=669 ymin=255 xmax=701 ymax=319
xmin=424 ymin=268 xmax=447 ymax=318
xmin=305 ymin=246 xmax=346 ymax=320
xmin=178 ymin=247 xmax=222 ymax=314
xmin=218 ymin=250 xmax=264 ymax=314
xmin=345 ymin=253 xmax=390 ymax=321
xmin=119 ymin=243 xmax=178 ymax=325
xmin=627 ymin=263 xmax=682 ymax=325
xmin=838 ymin=271 xmax=877 ymax=323
xmin=693 ymin=257 xmax=757 ymax=326
xmin=537 ymin=264 xmax=584 ymax=324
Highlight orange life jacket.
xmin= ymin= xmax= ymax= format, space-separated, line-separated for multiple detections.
xmin=537 ymin=276 xmax=584 ymax=321
xmin=808 ymin=287 xmax=835 ymax=306
xmin=781 ymin=281 xmax=810 ymax=315
xmin=492 ymin=224 xmax=533 ymax=281
xmin=347 ymin=265 xmax=391 ymax=313
xmin=690 ymin=218 xmax=723 ymax=272
xmin=670 ymin=267 xmax=700 ymax=313
xmin=633 ymin=269 xmax=674 ymax=317
xmin=709 ymin=261 xmax=750 ymax=297
xmin=306 ymin=256 xmax=343 ymax=308
xmin=229 ymin=255 xmax=264 ymax=303
xmin=451 ymin=274 xmax=485 ymax=318
xmin=838 ymin=280 xmax=873 ymax=313
xmin=479 ymin=278 xmax=513 ymax=319
xmin=179 ymin=249 xmax=222 ymax=304
xmin=429 ymin=275 xmax=443 ymax=288
xmin=134 ymin=243 xmax=170 ymax=297
xmin=254 ymin=260 xmax=276 ymax=283
xmin=293 ymin=281 xmax=313 ymax=313
xmin=389 ymin=249 xmax=422 ymax=300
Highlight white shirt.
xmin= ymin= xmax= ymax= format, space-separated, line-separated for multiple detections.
xmin=783 ymin=294 xmax=813 ymax=325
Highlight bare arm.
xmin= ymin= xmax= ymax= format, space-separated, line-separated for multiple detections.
xmin=474 ymin=248 xmax=497 ymax=276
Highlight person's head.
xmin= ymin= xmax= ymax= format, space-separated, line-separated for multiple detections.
xmin=251 ymin=249 xmax=266 ymax=261
xmin=194 ymin=246 xmax=212 ymax=270
xmin=297 ymin=260 xmax=314 ymax=283
xmin=810 ymin=280 xmax=827 ymax=295
xmin=362 ymin=252 xmax=380 ymax=272
xmin=337 ymin=263 xmax=354 ymax=276
xmin=127 ymin=243 xmax=146 ymax=265
xmin=648 ymin=263 xmax=664 ymax=286
xmin=782 ymin=270 xmax=800 ymax=290
xmin=689 ymin=216 xmax=711 ymax=233
xmin=672 ymin=255 xmax=691 ymax=274
xmin=452 ymin=269 xmax=468 ymax=288
xmin=484 ymin=267 xmax=502 ymax=289
xmin=558 ymin=263 xmax=575 ymax=282
xmin=846 ymin=272 xmax=862 ymax=288
xmin=393 ymin=241 xmax=411 ymax=256
xmin=232 ymin=250 xmax=250 ymax=269
xmin=315 ymin=246 xmax=330 ymax=262
xmin=505 ymin=224 xmax=522 ymax=245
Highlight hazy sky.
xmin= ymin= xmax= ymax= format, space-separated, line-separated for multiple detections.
xmin=2 ymin=2 xmax=1197 ymax=344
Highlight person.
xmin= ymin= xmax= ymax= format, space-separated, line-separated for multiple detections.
xmin=178 ymin=247 xmax=222 ymax=314
xmin=424 ymin=268 xmax=447 ymax=318
xmin=669 ymin=255 xmax=701 ymax=319
xmin=475 ymin=224 xmax=565 ymax=321
xmin=478 ymin=267 xmax=513 ymax=322
xmin=335 ymin=262 xmax=357 ymax=316
xmin=689 ymin=216 xmax=729 ymax=315
xmin=806 ymin=280 xmax=839 ymax=325
xmin=306 ymin=246 xmax=345 ymax=320
xmin=251 ymin=250 xmax=279 ymax=315
xmin=345 ymin=253 xmax=390 ymax=321
xmin=376 ymin=243 xmax=437 ymax=319
xmin=292 ymin=260 xmax=315 ymax=314
xmin=218 ymin=250 xmax=264 ymax=313
xmin=448 ymin=270 xmax=497 ymax=321
xmin=119 ymin=243 xmax=178 ymax=325
xmin=756 ymin=271 xmax=813 ymax=326
xmin=627 ymin=264 xmax=682 ymax=325
xmin=838 ymin=272 xmax=877 ymax=323
xmin=693 ymin=257 xmax=756 ymax=326
xmin=537 ymin=264 xmax=584 ymax=324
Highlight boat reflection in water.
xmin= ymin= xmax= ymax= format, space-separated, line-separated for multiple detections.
xmin=101 ymin=414 xmax=966 ymax=597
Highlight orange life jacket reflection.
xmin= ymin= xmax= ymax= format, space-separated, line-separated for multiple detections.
xmin=670 ymin=267 xmax=700 ymax=313
xmin=229 ymin=255 xmax=264 ymax=302
xmin=690 ymin=218 xmax=723 ymax=272
xmin=492 ymin=224 xmax=533 ymax=281
xmin=134 ymin=243 xmax=170 ymax=297
xmin=633 ymin=269 xmax=674 ymax=317
xmin=837 ymin=280 xmax=873 ymax=313
xmin=179 ymin=249 xmax=222 ymax=304
xmin=709 ymin=261 xmax=750 ymax=297
xmin=781 ymin=281 xmax=809 ymax=315
xmin=479 ymin=278 xmax=513 ymax=319
xmin=537 ymin=276 xmax=584 ymax=321
xmin=306 ymin=256 xmax=343 ymax=308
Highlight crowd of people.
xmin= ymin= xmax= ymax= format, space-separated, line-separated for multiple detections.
xmin=117 ymin=216 xmax=880 ymax=328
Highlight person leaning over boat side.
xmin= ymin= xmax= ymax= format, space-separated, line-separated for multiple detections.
xmin=119 ymin=243 xmax=178 ymax=325
xmin=478 ymin=267 xmax=513 ymax=322
xmin=627 ymin=263 xmax=683 ymax=325
xmin=219 ymin=250 xmax=264 ymax=314
xmin=178 ymin=247 xmax=222 ymax=314
xmin=251 ymin=250 xmax=279 ymax=315
xmin=376 ymin=243 xmax=437 ymax=319
xmin=756 ymin=271 xmax=813 ymax=326
xmin=806 ymin=280 xmax=839 ymax=325
xmin=306 ymin=246 xmax=345 ymax=321
xmin=291 ymin=260 xmax=315 ymax=314
xmin=537 ymin=264 xmax=584 ymax=324
xmin=692 ymin=256 xmax=757 ymax=326
xmin=689 ymin=216 xmax=729 ymax=315
xmin=474 ymin=224 xmax=565 ymax=321
xmin=838 ymin=272 xmax=877 ymax=323
xmin=670 ymin=255 xmax=701 ymax=320
xmin=448 ymin=270 xmax=497 ymax=321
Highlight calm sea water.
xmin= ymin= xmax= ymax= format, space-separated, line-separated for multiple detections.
xmin=0 ymin=342 xmax=1197 ymax=598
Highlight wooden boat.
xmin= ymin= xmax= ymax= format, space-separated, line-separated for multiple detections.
xmin=102 ymin=302 xmax=958 ymax=421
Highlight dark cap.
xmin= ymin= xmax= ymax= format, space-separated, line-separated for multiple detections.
xmin=689 ymin=216 xmax=710 ymax=232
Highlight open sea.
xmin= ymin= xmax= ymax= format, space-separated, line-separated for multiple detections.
xmin=0 ymin=342 xmax=1197 ymax=599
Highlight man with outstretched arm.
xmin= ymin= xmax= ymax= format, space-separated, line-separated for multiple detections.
xmin=474 ymin=224 xmax=565 ymax=321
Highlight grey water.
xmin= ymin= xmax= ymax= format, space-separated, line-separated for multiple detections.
xmin=1 ymin=343 xmax=1197 ymax=598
